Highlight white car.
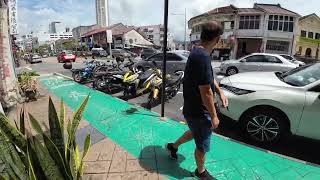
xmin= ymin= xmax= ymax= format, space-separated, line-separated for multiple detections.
xmin=279 ymin=54 xmax=306 ymax=66
xmin=218 ymin=63 xmax=320 ymax=144
xmin=220 ymin=53 xmax=299 ymax=76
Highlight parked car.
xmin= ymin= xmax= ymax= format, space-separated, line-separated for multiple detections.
xmin=111 ymin=49 xmax=132 ymax=59
xmin=218 ymin=63 xmax=320 ymax=144
xmin=279 ymin=54 xmax=306 ymax=66
xmin=134 ymin=50 xmax=189 ymax=74
xmin=123 ymin=49 xmax=138 ymax=58
xmin=141 ymin=48 xmax=158 ymax=59
xmin=92 ymin=48 xmax=108 ymax=57
xmin=220 ymin=53 xmax=299 ymax=76
xmin=29 ymin=54 xmax=42 ymax=63
xmin=57 ymin=50 xmax=76 ymax=63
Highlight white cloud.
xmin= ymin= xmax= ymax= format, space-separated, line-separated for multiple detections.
xmin=18 ymin=0 xmax=320 ymax=40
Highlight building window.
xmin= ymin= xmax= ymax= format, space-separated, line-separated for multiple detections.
xmin=266 ymin=40 xmax=290 ymax=52
xmin=268 ymin=15 xmax=294 ymax=32
xmin=301 ymin=30 xmax=307 ymax=37
xmin=308 ymin=32 xmax=314 ymax=39
xmin=316 ymin=33 xmax=320 ymax=39
xmin=239 ymin=15 xmax=260 ymax=29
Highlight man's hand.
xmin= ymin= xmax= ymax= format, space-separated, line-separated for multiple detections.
xmin=211 ymin=116 xmax=220 ymax=129
xmin=219 ymin=93 xmax=228 ymax=108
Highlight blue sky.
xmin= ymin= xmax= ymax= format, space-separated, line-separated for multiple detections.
xmin=18 ymin=0 xmax=320 ymax=40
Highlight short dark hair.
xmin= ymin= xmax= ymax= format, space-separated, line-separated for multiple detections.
xmin=200 ymin=21 xmax=223 ymax=42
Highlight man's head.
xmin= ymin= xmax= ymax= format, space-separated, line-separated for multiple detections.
xmin=200 ymin=21 xmax=223 ymax=49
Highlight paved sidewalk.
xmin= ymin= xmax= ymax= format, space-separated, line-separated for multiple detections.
xmin=39 ymin=75 xmax=320 ymax=180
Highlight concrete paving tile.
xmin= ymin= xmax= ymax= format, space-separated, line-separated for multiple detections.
xmin=127 ymin=152 xmax=138 ymax=160
xmin=82 ymin=173 xmax=108 ymax=180
xmin=126 ymin=159 xmax=157 ymax=172
xmin=84 ymin=161 xmax=111 ymax=174
xmin=98 ymin=140 xmax=116 ymax=161
xmin=107 ymin=173 xmax=125 ymax=180
xmin=109 ymin=150 xmax=127 ymax=173
xmin=141 ymin=171 xmax=159 ymax=180
xmin=84 ymin=151 xmax=100 ymax=162
xmin=122 ymin=171 xmax=143 ymax=180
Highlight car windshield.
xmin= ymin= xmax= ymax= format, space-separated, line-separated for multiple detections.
xmin=64 ymin=51 xmax=73 ymax=55
xmin=280 ymin=64 xmax=320 ymax=87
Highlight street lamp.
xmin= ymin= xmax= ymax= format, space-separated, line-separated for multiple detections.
xmin=171 ymin=8 xmax=187 ymax=50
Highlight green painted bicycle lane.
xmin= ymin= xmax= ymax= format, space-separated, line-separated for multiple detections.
xmin=40 ymin=75 xmax=320 ymax=180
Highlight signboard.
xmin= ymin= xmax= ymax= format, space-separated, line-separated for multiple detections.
xmin=106 ymin=30 xmax=113 ymax=43
xmin=8 ymin=0 xmax=18 ymax=35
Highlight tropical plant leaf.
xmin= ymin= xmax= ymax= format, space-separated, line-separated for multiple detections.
xmin=74 ymin=144 xmax=81 ymax=172
xmin=28 ymin=114 xmax=44 ymax=135
xmin=59 ymin=99 xmax=65 ymax=141
xmin=43 ymin=135 xmax=72 ymax=180
xmin=78 ymin=134 xmax=91 ymax=177
xmin=27 ymin=146 xmax=37 ymax=180
xmin=20 ymin=108 xmax=25 ymax=135
xmin=69 ymin=96 xmax=89 ymax=143
xmin=0 ymin=131 xmax=28 ymax=180
xmin=32 ymin=137 xmax=65 ymax=180
xmin=0 ymin=174 xmax=10 ymax=180
xmin=48 ymin=97 xmax=65 ymax=157
xmin=0 ymin=112 xmax=27 ymax=152
xmin=82 ymin=134 xmax=91 ymax=161
xmin=27 ymin=138 xmax=46 ymax=179
xmin=69 ymin=146 xmax=77 ymax=180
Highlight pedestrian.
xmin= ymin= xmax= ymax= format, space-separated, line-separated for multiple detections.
xmin=166 ymin=21 xmax=228 ymax=180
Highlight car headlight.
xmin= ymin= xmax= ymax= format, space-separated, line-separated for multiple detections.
xmin=220 ymin=84 xmax=255 ymax=95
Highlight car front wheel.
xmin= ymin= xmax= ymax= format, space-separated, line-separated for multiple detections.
xmin=226 ymin=67 xmax=238 ymax=76
xmin=241 ymin=109 xmax=289 ymax=145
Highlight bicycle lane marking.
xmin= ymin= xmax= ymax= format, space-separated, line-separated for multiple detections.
xmin=39 ymin=75 xmax=320 ymax=180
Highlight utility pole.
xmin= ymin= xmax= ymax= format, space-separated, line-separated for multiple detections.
xmin=106 ymin=0 xmax=112 ymax=58
xmin=184 ymin=8 xmax=187 ymax=50
xmin=161 ymin=0 xmax=169 ymax=117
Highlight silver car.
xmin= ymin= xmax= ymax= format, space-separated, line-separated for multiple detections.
xmin=218 ymin=63 xmax=320 ymax=144
xmin=220 ymin=53 xmax=299 ymax=76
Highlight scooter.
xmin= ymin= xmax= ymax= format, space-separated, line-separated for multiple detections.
xmin=146 ymin=70 xmax=184 ymax=109
xmin=92 ymin=61 xmax=134 ymax=93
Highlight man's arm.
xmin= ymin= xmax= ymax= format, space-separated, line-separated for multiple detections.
xmin=199 ymin=85 xmax=219 ymax=129
xmin=214 ymin=79 xmax=228 ymax=108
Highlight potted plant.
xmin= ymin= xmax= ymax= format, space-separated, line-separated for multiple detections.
xmin=0 ymin=96 xmax=91 ymax=179
xmin=18 ymin=72 xmax=40 ymax=101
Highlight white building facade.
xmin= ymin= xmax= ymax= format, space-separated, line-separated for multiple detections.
xmin=95 ymin=0 xmax=109 ymax=27
xmin=188 ymin=4 xmax=300 ymax=59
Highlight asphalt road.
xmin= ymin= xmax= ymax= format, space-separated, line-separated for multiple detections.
xmin=17 ymin=57 xmax=320 ymax=165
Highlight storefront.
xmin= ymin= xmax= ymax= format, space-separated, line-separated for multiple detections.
xmin=236 ymin=38 xmax=263 ymax=58
xmin=265 ymin=40 xmax=291 ymax=54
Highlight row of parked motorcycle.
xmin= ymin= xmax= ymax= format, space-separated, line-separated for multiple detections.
xmin=70 ymin=58 xmax=184 ymax=109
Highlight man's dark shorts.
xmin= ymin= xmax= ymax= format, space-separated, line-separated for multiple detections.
xmin=185 ymin=114 xmax=213 ymax=153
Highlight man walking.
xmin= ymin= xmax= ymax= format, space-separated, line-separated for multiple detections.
xmin=166 ymin=21 xmax=228 ymax=179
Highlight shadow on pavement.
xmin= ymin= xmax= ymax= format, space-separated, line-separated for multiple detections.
xmin=122 ymin=107 xmax=160 ymax=118
xmin=139 ymin=145 xmax=192 ymax=179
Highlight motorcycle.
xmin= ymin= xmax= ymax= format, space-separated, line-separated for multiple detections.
xmin=122 ymin=66 xmax=157 ymax=98
xmin=146 ymin=70 xmax=184 ymax=109
xmin=92 ymin=61 xmax=135 ymax=93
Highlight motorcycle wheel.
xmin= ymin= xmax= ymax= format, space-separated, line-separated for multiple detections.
xmin=73 ymin=72 xmax=83 ymax=83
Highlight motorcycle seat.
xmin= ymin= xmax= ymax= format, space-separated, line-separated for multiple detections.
xmin=166 ymin=74 xmax=183 ymax=86
xmin=138 ymin=69 xmax=154 ymax=82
